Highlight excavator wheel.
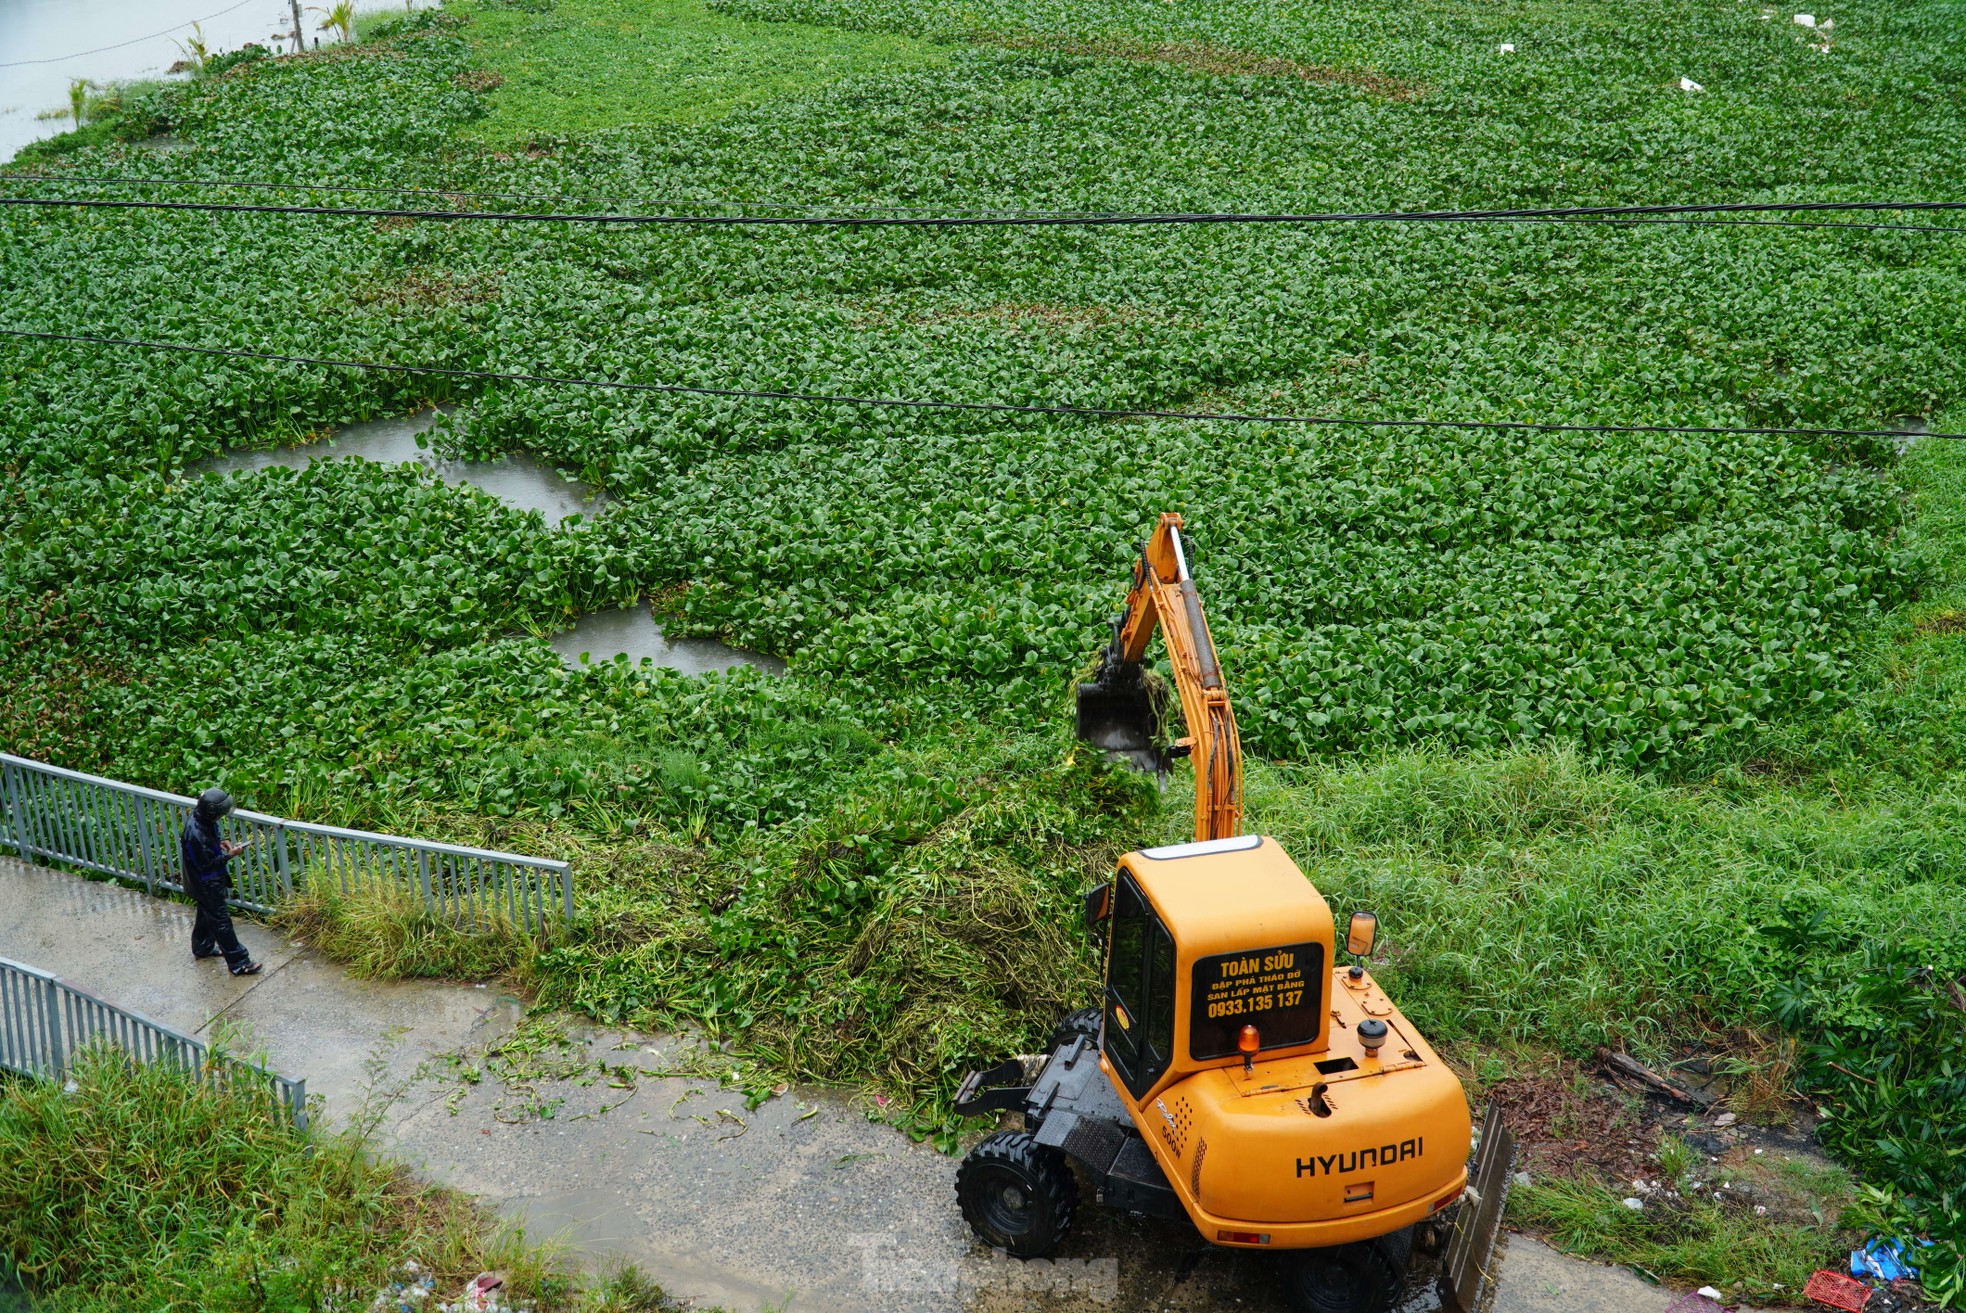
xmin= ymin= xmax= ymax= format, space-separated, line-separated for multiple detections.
xmin=956 ymin=1130 xmax=1078 ymax=1258
xmin=1280 ymin=1236 xmax=1403 ymax=1313
xmin=1047 ymin=1006 xmax=1103 ymax=1052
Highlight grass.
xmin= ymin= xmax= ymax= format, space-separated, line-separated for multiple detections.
xmin=446 ymin=0 xmax=945 ymax=137
xmin=0 ymin=1044 xmax=675 ymax=1313
xmin=1514 ymin=1153 xmax=1858 ymax=1304
xmin=278 ymin=879 xmax=542 ymax=984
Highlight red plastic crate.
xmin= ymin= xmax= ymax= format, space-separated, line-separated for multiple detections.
xmin=1803 ymin=1270 xmax=1873 ymax=1312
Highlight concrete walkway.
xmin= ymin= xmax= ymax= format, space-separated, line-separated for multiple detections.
xmin=1 ymin=857 xmax=1725 ymax=1313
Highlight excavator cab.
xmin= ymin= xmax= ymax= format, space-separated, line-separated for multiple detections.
xmin=953 ymin=514 xmax=1513 ymax=1313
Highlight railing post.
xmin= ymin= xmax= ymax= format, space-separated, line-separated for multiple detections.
xmin=274 ymin=822 xmax=293 ymax=902
xmin=0 ymin=759 xmax=17 ymax=858
xmin=561 ymin=862 xmax=574 ymax=931
xmin=1 ymin=759 xmax=30 ymax=862
xmin=41 ymin=975 xmax=66 ymax=1078
xmin=133 ymin=793 xmax=159 ymax=897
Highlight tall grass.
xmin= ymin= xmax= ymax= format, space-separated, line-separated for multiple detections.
xmin=279 ymin=880 xmax=540 ymax=984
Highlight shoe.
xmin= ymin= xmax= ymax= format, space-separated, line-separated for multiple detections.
xmin=231 ymin=961 xmax=264 ymax=977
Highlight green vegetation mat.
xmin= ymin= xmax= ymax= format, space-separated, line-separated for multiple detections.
xmin=2 ymin=0 xmax=1964 ymax=1300
xmin=454 ymin=0 xmax=944 ymax=137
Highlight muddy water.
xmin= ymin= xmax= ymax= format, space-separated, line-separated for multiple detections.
xmin=549 ymin=606 xmax=786 ymax=678
xmin=0 ymin=0 xmax=339 ymax=163
xmin=195 ymin=409 xmax=603 ymax=526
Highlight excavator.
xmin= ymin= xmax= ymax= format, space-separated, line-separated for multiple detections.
xmin=953 ymin=514 xmax=1515 ymax=1313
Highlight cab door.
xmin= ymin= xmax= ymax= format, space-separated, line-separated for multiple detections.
xmin=1103 ymin=874 xmax=1177 ymax=1100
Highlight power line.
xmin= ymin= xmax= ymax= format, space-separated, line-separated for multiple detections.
xmin=0 ymin=0 xmax=263 ymax=69
xmin=4 ymin=327 xmax=1955 ymax=443
xmin=2 ymin=188 xmax=1966 ymax=232
xmin=0 ymin=170 xmax=1011 ymax=217
xmin=10 ymin=170 xmax=1966 ymax=231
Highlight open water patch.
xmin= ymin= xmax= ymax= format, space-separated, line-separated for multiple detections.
xmin=548 ymin=606 xmax=785 ymax=678
xmin=1895 ymin=418 xmax=1932 ymax=455
xmin=195 ymin=409 xmax=601 ymax=526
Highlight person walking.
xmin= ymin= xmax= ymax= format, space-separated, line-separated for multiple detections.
xmin=180 ymin=787 xmax=262 ymax=976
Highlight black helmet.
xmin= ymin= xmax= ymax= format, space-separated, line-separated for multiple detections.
xmin=194 ymin=787 xmax=235 ymax=823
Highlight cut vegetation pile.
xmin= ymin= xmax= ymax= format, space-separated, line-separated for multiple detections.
xmin=2 ymin=0 xmax=1964 ymax=1301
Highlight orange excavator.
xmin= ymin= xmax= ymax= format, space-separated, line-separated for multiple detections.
xmin=954 ymin=514 xmax=1514 ymax=1313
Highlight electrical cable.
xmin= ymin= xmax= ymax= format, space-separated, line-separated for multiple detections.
xmin=8 ymin=190 xmax=1966 ymax=234
xmin=0 ymin=170 xmax=1017 ymax=217
xmin=0 ymin=0 xmax=264 ymax=69
xmin=5 ymin=171 xmax=1964 ymax=228
xmin=10 ymin=170 xmax=1962 ymax=232
xmin=4 ymin=190 xmax=1966 ymax=232
xmin=4 ymin=327 xmax=1956 ymax=442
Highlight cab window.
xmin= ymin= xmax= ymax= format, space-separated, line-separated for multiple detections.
xmin=1103 ymin=875 xmax=1177 ymax=1097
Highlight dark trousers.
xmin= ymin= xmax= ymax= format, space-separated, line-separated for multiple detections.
xmin=188 ymin=877 xmax=251 ymax=972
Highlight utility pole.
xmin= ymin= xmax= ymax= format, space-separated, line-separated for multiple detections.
xmin=289 ymin=0 xmax=305 ymax=53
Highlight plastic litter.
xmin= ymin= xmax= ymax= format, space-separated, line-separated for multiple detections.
xmin=1679 ymin=77 xmax=1705 ymax=91
xmin=1623 ymin=1196 xmax=1646 ymax=1210
xmin=1499 ymin=42 xmax=1516 ymax=52
xmin=1805 ymin=1268 xmax=1872 ymax=1310
xmin=1663 ymin=1292 xmax=1727 ymax=1313
xmin=1793 ymin=11 xmax=1817 ymax=23
xmin=1852 ymin=1238 xmax=1930 ymax=1283
xmin=1698 ymin=1287 xmax=1725 ymax=1299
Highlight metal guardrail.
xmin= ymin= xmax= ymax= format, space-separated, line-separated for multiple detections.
xmin=0 ymin=953 xmax=308 ymax=1128
xmin=0 ymin=753 xmax=574 ymax=931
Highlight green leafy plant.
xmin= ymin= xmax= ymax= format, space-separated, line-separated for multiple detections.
xmin=173 ymin=24 xmax=212 ymax=74
xmin=311 ymin=1 xmax=357 ymax=43
xmin=1749 ymin=902 xmax=1966 ymax=1307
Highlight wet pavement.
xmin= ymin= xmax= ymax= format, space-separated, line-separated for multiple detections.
xmin=193 ymin=409 xmax=603 ymax=527
xmin=0 ymin=856 xmax=1752 ymax=1313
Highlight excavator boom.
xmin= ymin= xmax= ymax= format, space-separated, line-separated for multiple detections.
xmin=1076 ymin=513 xmax=1243 ymax=841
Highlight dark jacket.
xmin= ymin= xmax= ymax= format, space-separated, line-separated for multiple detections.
xmin=180 ymin=815 xmax=232 ymax=886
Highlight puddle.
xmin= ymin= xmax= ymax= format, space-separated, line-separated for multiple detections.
xmin=548 ymin=607 xmax=785 ymax=678
xmin=1895 ymin=418 xmax=1931 ymax=455
xmin=195 ymin=410 xmax=601 ymax=526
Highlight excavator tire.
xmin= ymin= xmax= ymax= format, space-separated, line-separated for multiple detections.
xmin=956 ymin=1131 xmax=1078 ymax=1258
xmin=1281 ymin=1238 xmax=1401 ymax=1313
xmin=1373 ymin=1224 xmax=1414 ymax=1273
xmin=1047 ymin=1007 xmax=1103 ymax=1052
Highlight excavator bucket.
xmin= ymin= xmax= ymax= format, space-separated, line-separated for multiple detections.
xmin=1076 ymin=679 xmax=1159 ymax=758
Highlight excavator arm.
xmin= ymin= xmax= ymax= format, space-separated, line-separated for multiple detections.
xmin=1076 ymin=513 xmax=1243 ymax=842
